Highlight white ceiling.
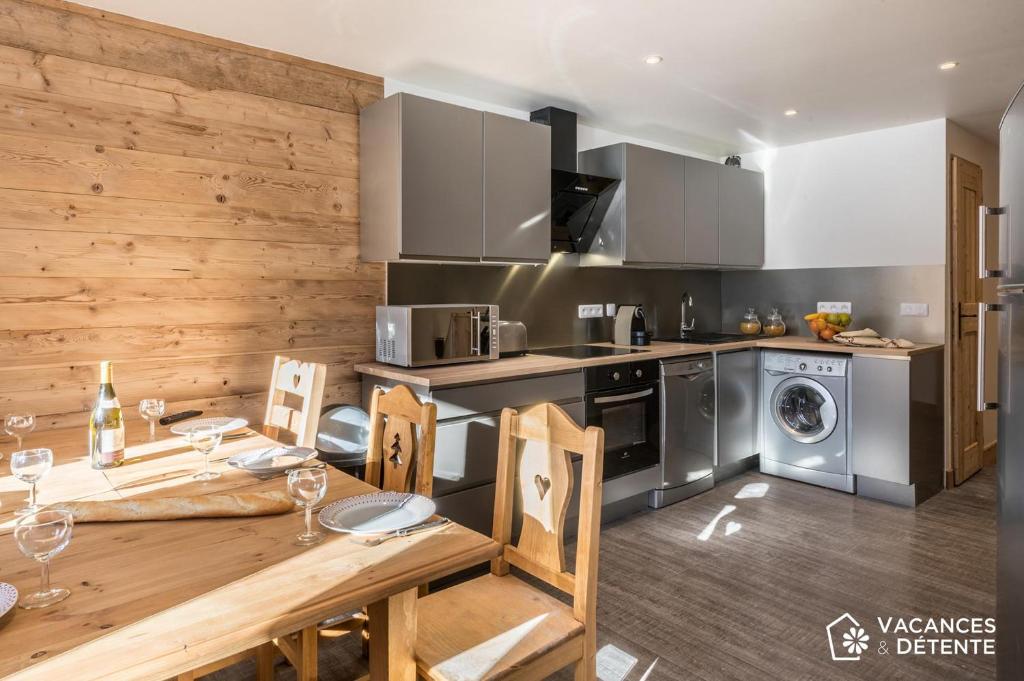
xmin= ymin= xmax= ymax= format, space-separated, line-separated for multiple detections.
xmin=80 ymin=0 xmax=1024 ymax=156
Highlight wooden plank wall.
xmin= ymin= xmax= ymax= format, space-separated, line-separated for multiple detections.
xmin=0 ymin=0 xmax=385 ymax=437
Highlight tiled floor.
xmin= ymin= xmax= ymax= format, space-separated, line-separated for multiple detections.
xmin=215 ymin=466 xmax=996 ymax=681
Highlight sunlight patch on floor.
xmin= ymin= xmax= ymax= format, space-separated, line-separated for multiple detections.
xmin=596 ymin=644 xmax=637 ymax=681
xmin=735 ymin=482 xmax=769 ymax=499
xmin=697 ymin=504 xmax=736 ymax=541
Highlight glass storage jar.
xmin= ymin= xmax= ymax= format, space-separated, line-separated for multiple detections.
xmin=739 ymin=307 xmax=762 ymax=336
xmin=764 ymin=308 xmax=787 ymax=337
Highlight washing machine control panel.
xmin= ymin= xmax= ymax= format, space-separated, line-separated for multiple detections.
xmin=764 ymin=352 xmax=847 ymax=377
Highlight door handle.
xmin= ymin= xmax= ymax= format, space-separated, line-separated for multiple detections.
xmin=469 ymin=311 xmax=481 ymax=356
xmin=977 ymin=302 xmax=1003 ymax=411
xmin=593 ymin=387 xmax=654 ymax=404
xmin=978 ymin=205 xmax=1007 ymax=279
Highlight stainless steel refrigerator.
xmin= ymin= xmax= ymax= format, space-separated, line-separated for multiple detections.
xmin=986 ymin=79 xmax=1024 ymax=680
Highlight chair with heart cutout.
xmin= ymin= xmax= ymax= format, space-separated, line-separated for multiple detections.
xmin=413 ymin=402 xmax=605 ymax=681
xmin=262 ymin=355 xmax=328 ymax=448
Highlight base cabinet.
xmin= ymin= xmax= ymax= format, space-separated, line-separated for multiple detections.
xmin=361 ymin=371 xmax=584 ymax=537
xmin=850 ymin=351 xmax=944 ymax=506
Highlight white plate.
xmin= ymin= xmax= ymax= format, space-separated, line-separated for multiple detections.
xmin=171 ymin=417 xmax=248 ymax=437
xmin=227 ymin=446 xmax=318 ymax=475
xmin=0 ymin=583 xmax=17 ymax=623
xmin=318 ymin=492 xmax=436 ymax=536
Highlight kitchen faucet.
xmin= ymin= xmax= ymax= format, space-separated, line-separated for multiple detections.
xmin=680 ymin=291 xmax=696 ymax=336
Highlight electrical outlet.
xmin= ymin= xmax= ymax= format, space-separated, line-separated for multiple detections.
xmin=817 ymin=301 xmax=852 ymax=314
xmin=578 ymin=304 xmax=604 ymax=319
xmin=606 ymin=303 xmax=617 ymax=317
xmin=900 ymin=303 xmax=929 ymax=317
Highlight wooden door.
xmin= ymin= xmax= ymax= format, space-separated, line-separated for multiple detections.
xmin=950 ymin=156 xmax=985 ymax=484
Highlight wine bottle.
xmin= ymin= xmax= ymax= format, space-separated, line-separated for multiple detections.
xmin=89 ymin=360 xmax=125 ymax=469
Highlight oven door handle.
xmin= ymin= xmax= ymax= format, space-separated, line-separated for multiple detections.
xmin=592 ymin=387 xmax=654 ymax=404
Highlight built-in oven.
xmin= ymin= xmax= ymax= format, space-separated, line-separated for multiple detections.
xmin=584 ymin=360 xmax=660 ymax=481
xmin=375 ymin=304 xmax=499 ymax=367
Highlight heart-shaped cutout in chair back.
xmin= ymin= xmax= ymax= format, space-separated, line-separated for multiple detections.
xmin=533 ymin=474 xmax=551 ymax=500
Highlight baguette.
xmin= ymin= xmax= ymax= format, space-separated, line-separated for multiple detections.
xmin=52 ymin=490 xmax=295 ymax=523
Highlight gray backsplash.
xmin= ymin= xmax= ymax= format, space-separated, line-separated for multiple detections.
xmin=386 ymin=255 xmax=722 ymax=348
xmin=388 ymin=260 xmax=944 ymax=347
xmin=721 ymin=265 xmax=946 ymax=342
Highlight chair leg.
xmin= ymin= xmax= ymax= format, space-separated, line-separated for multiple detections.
xmin=255 ymin=642 xmax=277 ymax=681
xmin=574 ymin=656 xmax=595 ymax=681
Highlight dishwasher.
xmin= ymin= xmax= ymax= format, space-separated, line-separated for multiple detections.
xmin=649 ymin=354 xmax=716 ymax=508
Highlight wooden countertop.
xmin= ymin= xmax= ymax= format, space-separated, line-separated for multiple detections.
xmin=354 ymin=336 xmax=943 ymax=390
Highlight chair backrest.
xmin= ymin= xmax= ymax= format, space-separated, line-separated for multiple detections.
xmin=364 ymin=385 xmax=437 ymax=495
xmin=491 ymin=403 xmax=604 ymax=626
xmin=262 ymin=356 xmax=327 ymax=448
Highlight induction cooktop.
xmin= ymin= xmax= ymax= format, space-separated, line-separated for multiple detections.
xmin=530 ymin=345 xmax=646 ymax=359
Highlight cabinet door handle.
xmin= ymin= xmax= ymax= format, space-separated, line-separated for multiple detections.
xmin=978 ymin=205 xmax=1007 ymax=279
xmin=977 ymin=302 xmax=1002 ymax=411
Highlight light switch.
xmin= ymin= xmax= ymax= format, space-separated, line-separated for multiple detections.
xmin=900 ymin=303 xmax=929 ymax=317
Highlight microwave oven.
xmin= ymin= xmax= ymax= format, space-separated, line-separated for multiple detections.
xmin=375 ymin=305 xmax=499 ymax=367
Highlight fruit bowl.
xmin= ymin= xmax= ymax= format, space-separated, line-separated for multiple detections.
xmin=804 ymin=312 xmax=851 ymax=342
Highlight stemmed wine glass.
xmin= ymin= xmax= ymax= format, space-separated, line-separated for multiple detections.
xmin=14 ymin=509 xmax=74 ymax=609
xmin=186 ymin=425 xmax=223 ymax=481
xmin=4 ymin=413 xmax=35 ymax=453
xmin=10 ymin=448 xmax=53 ymax=516
xmin=138 ymin=399 xmax=166 ymax=442
xmin=287 ymin=468 xmax=327 ymax=546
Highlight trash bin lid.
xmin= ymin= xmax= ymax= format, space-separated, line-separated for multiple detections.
xmin=316 ymin=404 xmax=370 ymax=463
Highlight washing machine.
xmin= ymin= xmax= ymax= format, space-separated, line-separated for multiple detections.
xmin=761 ymin=351 xmax=853 ymax=493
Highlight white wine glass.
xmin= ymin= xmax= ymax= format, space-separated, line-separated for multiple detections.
xmin=11 ymin=448 xmax=53 ymax=516
xmin=287 ymin=468 xmax=327 ymax=546
xmin=186 ymin=425 xmax=223 ymax=481
xmin=14 ymin=509 xmax=73 ymax=609
xmin=138 ymin=399 xmax=166 ymax=442
xmin=5 ymin=413 xmax=35 ymax=452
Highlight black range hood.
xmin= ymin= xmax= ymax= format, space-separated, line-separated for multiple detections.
xmin=530 ymin=107 xmax=619 ymax=254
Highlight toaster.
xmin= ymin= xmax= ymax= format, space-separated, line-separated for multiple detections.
xmin=497 ymin=320 xmax=528 ymax=357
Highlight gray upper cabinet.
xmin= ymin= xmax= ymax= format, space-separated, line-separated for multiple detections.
xmin=361 ymin=93 xmax=482 ymax=262
xmin=360 ymin=93 xmax=551 ymax=264
xmin=579 ymin=143 xmax=685 ymax=267
xmin=483 ymin=112 xmax=551 ymax=263
xmin=683 ymin=156 xmax=720 ymax=266
xmin=718 ymin=165 xmax=765 ymax=268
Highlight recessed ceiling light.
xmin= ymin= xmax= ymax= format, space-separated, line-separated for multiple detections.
xmin=784 ymin=109 xmax=798 ymax=117
xmin=644 ymin=55 xmax=663 ymax=65
xmin=939 ymin=61 xmax=959 ymax=71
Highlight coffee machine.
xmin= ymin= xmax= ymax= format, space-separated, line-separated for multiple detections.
xmin=614 ymin=304 xmax=650 ymax=346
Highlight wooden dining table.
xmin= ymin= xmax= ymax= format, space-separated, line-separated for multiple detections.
xmin=0 ymin=424 xmax=500 ymax=680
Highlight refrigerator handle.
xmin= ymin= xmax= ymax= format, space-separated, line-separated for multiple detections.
xmin=977 ymin=302 xmax=1003 ymax=412
xmin=978 ymin=205 xmax=1007 ymax=279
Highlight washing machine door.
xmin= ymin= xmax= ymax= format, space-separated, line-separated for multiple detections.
xmin=770 ymin=377 xmax=838 ymax=444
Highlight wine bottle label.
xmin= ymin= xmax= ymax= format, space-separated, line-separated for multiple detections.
xmin=97 ymin=428 xmax=125 ymax=465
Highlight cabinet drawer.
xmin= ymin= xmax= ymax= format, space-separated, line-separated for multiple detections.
xmin=431 ymin=371 xmax=583 ymax=420
xmin=432 ymin=401 xmax=585 ymax=497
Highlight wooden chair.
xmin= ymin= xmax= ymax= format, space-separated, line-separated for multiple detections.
xmin=414 ymin=403 xmax=605 ymax=681
xmin=262 ymin=355 xmax=328 ymax=448
xmin=288 ymin=384 xmax=438 ymax=676
xmin=177 ymin=356 xmax=327 ymax=681
xmin=363 ymin=384 xmax=437 ymax=496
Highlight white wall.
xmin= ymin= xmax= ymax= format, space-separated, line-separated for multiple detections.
xmin=744 ymin=119 xmax=948 ymax=270
xmin=384 ymin=79 xmax=718 ymax=160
